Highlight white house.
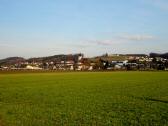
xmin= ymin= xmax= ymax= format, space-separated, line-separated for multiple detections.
xmin=26 ymin=65 xmax=42 ymax=70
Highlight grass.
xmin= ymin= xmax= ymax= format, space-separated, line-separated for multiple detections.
xmin=0 ymin=71 xmax=168 ymax=126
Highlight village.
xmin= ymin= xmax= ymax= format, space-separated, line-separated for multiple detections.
xmin=0 ymin=53 xmax=168 ymax=71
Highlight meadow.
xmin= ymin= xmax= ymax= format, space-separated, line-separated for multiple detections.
xmin=0 ymin=71 xmax=168 ymax=126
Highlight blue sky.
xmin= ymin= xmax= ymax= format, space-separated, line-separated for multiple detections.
xmin=0 ymin=0 xmax=168 ymax=58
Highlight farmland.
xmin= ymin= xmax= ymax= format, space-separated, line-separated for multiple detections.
xmin=0 ymin=72 xmax=168 ymax=126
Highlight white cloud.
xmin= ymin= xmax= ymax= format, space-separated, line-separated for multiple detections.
xmin=91 ymin=39 xmax=123 ymax=45
xmin=85 ymin=34 xmax=156 ymax=46
xmin=119 ymin=34 xmax=155 ymax=41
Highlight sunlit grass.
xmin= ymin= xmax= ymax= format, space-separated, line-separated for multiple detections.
xmin=0 ymin=72 xmax=168 ymax=125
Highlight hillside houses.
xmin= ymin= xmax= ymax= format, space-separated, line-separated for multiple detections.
xmin=0 ymin=53 xmax=168 ymax=71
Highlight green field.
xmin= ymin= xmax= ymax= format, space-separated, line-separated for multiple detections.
xmin=0 ymin=72 xmax=168 ymax=126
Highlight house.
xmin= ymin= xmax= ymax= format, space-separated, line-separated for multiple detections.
xmin=26 ymin=65 xmax=42 ymax=70
xmin=88 ymin=66 xmax=93 ymax=71
xmin=66 ymin=60 xmax=74 ymax=66
xmin=110 ymin=60 xmax=128 ymax=70
xmin=65 ymin=60 xmax=75 ymax=70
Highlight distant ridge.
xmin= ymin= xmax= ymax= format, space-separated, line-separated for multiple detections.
xmin=0 ymin=54 xmax=83 ymax=65
xmin=0 ymin=52 xmax=168 ymax=66
xmin=27 ymin=53 xmax=83 ymax=63
xmin=0 ymin=57 xmax=25 ymax=65
xmin=150 ymin=53 xmax=168 ymax=59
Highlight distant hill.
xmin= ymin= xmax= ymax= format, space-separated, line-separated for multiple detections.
xmin=124 ymin=54 xmax=148 ymax=57
xmin=91 ymin=54 xmax=148 ymax=62
xmin=0 ymin=57 xmax=26 ymax=65
xmin=1 ymin=53 xmax=167 ymax=66
xmin=150 ymin=53 xmax=168 ymax=59
xmin=0 ymin=54 xmax=83 ymax=65
xmin=27 ymin=54 xmax=83 ymax=63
